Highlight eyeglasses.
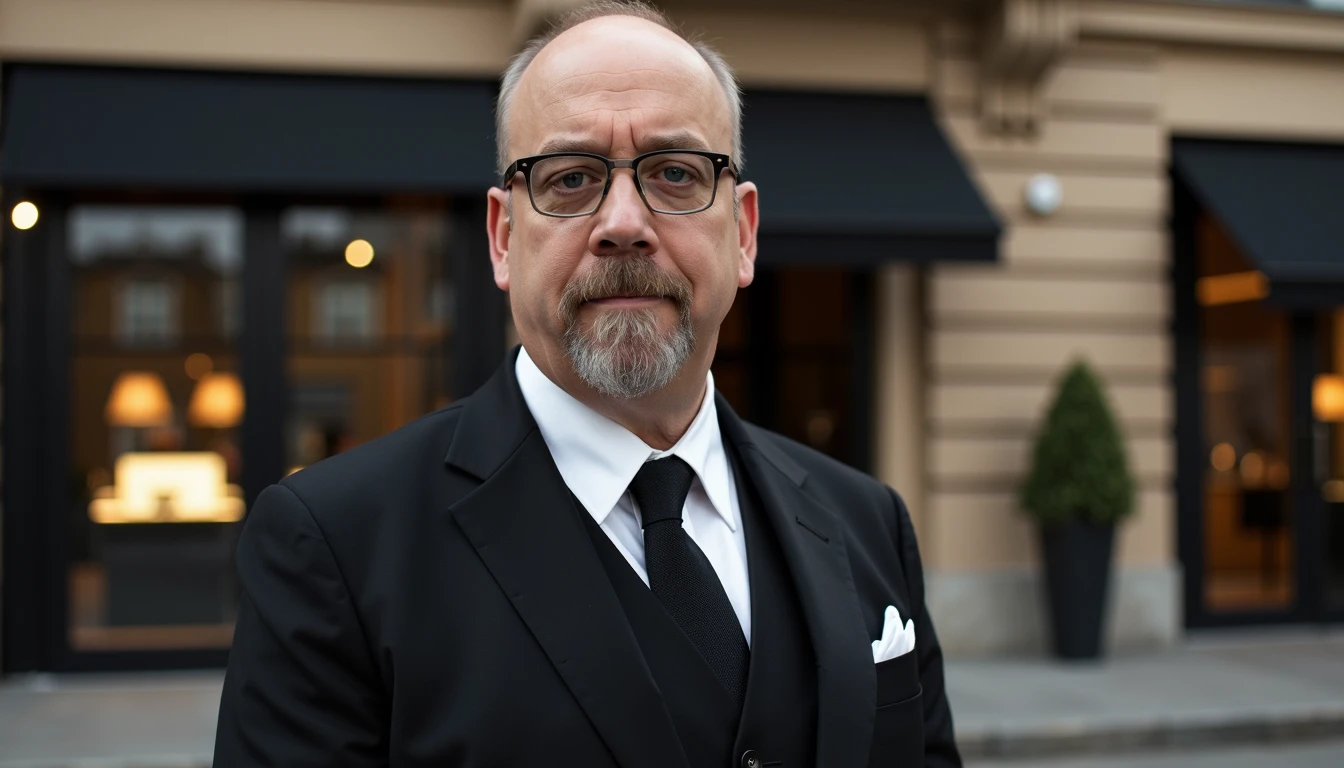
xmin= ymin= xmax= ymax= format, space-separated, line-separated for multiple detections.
xmin=502 ymin=150 xmax=736 ymax=218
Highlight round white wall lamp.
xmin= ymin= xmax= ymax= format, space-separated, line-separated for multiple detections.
xmin=11 ymin=201 xmax=39 ymax=230
xmin=1024 ymin=173 xmax=1063 ymax=217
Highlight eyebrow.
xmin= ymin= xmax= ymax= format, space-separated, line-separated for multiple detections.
xmin=535 ymin=130 xmax=715 ymax=156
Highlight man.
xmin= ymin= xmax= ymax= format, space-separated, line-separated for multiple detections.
xmin=214 ymin=2 xmax=958 ymax=766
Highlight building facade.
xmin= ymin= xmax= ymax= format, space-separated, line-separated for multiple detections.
xmin=2 ymin=0 xmax=1343 ymax=672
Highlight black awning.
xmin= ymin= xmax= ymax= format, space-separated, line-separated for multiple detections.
xmin=0 ymin=65 xmax=497 ymax=193
xmin=1174 ymin=138 xmax=1344 ymax=307
xmin=743 ymin=91 xmax=999 ymax=265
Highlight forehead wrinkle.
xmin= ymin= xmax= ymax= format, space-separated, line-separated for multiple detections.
xmin=552 ymin=104 xmax=689 ymax=124
xmin=539 ymin=107 xmax=720 ymax=157
xmin=546 ymin=66 xmax=701 ymax=89
xmin=537 ymin=79 xmax=709 ymax=118
xmin=543 ymin=89 xmax=701 ymax=118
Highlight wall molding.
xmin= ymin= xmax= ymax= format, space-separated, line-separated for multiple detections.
xmin=1080 ymin=0 xmax=1344 ymax=54
xmin=978 ymin=0 xmax=1080 ymax=135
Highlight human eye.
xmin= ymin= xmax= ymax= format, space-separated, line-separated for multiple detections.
xmin=644 ymin=160 xmax=701 ymax=186
xmin=536 ymin=159 xmax=605 ymax=194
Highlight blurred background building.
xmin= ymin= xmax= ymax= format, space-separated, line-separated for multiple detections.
xmin=1 ymin=0 xmax=1343 ymax=675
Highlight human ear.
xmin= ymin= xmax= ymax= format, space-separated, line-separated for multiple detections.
xmin=734 ymin=182 xmax=759 ymax=288
xmin=486 ymin=187 xmax=513 ymax=290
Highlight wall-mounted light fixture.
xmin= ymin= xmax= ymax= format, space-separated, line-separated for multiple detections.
xmin=11 ymin=201 xmax=39 ymax=230
xmin=1024 ymin=173 xmax=1062 ymax=216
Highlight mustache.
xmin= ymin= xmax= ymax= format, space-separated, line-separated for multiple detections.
xmin=558 ymin=258 xmax=693 ymax=326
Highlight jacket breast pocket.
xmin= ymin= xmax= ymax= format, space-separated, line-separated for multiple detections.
xmin=869 ymin=650 xmax=923 ymax=767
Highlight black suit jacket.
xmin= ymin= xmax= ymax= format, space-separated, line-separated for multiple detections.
xmin=215 ymin=351 xmax=960 ymax=767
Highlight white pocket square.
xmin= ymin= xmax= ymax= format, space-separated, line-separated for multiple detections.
xmin=871 ymin=605 xmax=916 ymax=664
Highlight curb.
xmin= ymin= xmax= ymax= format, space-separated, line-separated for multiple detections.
xmin=957 ymin=704 xmax=1344 ymax=760
xmin=0 ymin=758 xmax=210 ymax=768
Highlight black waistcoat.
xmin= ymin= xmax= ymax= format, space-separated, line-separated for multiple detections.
xmin=577 ymin=443 xmax=818 ymax=768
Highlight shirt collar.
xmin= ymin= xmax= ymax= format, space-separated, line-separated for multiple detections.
xmin=515 ymin=346 xmax=737 ymax=531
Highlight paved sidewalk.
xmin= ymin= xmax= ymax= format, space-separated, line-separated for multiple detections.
xmin=0 ymin=672 xmax=219 ymax=768
xmin=952 ymin=628 xmax=1344 ymax=760
xmin=2 ymin=630 xmax=1343 ymax=766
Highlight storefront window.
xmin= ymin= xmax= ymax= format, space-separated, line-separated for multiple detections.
xmin=68 ymin=205 xmax=244 ymax=651
xmin=282 ymin=202 xmax=453 ymax=472
xmin=1197 ymin=214 xmax=1295 ymax=612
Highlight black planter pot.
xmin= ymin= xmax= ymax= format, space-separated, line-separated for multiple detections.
xmin=1039 ymin=521 xmax=1116 ymax=660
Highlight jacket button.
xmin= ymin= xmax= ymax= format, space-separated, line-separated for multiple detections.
xmin=740 ymin=750 xmax=759 ymax=768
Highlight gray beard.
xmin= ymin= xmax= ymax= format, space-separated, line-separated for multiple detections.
xmin=557 ymin=256 xmax=697 ymax=399
xmin=564 ymin=304 xmax=694 ymax=400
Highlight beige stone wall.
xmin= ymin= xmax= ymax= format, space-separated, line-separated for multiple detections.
xmin=0 ymin=0 xmax=931 ymax=92
xmin=873 ymin=266 xmax=926 ymax=536
xmin=1162 ymin=45 xmax=1344 ymax=142
xmin=0 ymin=0 xmax=516 ymax=76
xmin=673 ymin=5 xmax=928 ymax=93
xmin=923 ymin=22 xmax=1179 ymax=655
xmin=929 ymin=27 xmax=1173 ymax=570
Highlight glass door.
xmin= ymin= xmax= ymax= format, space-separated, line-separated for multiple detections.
xmin=1177 ymin=185 xmax=1344 ymax=628
xmin=1194 ymin=213 xmax=1296 ymax=615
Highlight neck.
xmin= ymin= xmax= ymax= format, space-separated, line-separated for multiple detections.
xmin=528 ymin=342 xmax=715 ymax=451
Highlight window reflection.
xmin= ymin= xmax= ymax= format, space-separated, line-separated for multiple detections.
xmin=283 ymin=202 xmax=453 ymax=474
xmin=69 ymin=204 xmax=243 ymax=652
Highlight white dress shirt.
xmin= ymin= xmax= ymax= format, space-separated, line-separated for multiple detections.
xmin=515 ymin=347 xmax=752 ymax=645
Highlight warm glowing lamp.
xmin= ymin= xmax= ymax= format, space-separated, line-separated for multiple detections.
xmin=345 ymin=239 xmax=374 ymax=268
xmin=11 ymin=201 xmax=39 ymax=230
xmin=105 ymin=372 xmax=173 ymax=427
xmin=1314 ymin=375 xmax=1344 ymax=422
xmin=188 ymin=372 xmax=245 ymax=428
xmin=88 ymin=451 xmax=245 ymax=523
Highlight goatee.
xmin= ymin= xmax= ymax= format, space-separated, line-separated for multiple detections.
xmin=558 ymin=258 xmax=695 ymax=399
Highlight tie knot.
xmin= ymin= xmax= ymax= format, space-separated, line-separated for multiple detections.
xmin=629 ymin=456 xmax=695 ymax=529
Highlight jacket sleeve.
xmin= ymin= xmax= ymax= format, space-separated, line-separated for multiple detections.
xmin=889 ymin=488 xmax=962 ymax=768
xmin=214 ymin=483 xmax=387 ymax=767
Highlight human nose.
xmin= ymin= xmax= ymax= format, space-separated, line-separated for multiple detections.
xmin=588 ymin=170 xmax=658 ymax=257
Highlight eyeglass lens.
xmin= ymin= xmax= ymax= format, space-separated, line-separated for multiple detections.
xmin=528 ymin=153 xmax=718 ymax=215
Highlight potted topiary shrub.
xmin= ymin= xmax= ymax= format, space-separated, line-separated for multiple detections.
xmin=1020 ymin=360 xmax=1136 ymax=660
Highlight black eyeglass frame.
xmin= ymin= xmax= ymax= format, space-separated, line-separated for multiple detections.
xmin=502 ymin=149 xmax=738 ymax=218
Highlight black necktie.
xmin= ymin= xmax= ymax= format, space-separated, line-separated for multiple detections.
xmin=629 ymin=456 xmax=750 ymax=708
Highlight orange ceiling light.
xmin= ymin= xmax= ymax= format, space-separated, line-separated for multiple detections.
xmin=1196 ymin=271 xmax=1269 ymax=307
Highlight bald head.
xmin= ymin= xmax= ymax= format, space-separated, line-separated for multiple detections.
xmin=495 ymin=1 xmax=743 ymax=177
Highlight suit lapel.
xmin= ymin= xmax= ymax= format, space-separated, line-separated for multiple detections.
xmin=718 ymin=396 xmax=876 ymax=768
xmin=445 ymin=353 xmax=689 ymax=768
